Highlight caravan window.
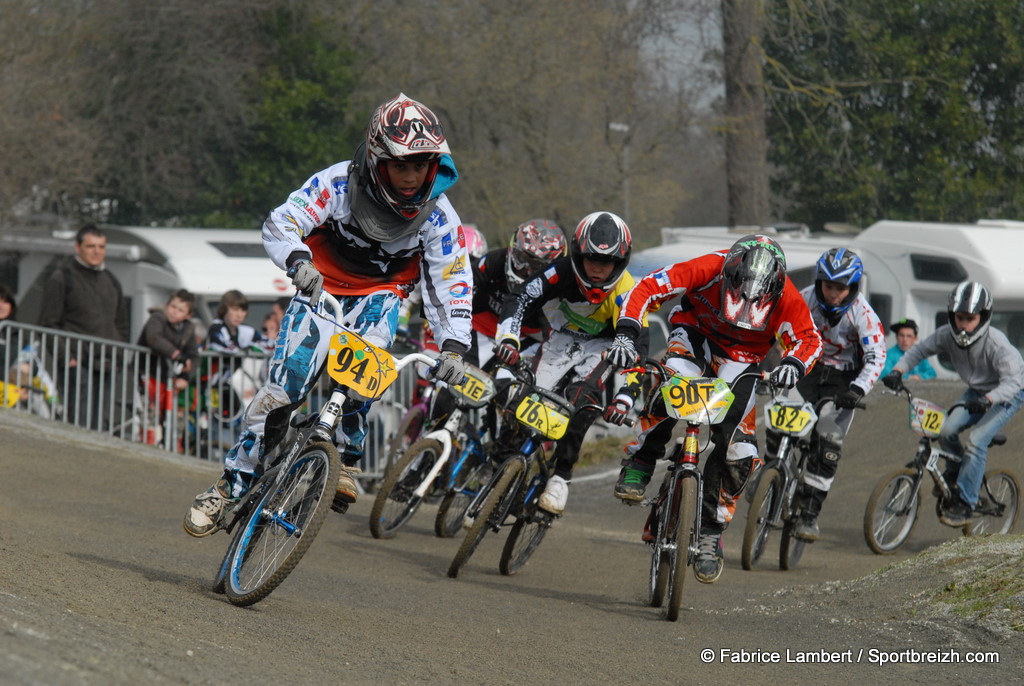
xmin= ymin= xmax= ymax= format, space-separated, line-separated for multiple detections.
xmin=910 ymin=255 xmax=968 ymax=283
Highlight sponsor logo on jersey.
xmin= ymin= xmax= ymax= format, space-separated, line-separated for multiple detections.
xmin=449 ymin=281 xmax=471 ymax=297
xmin=442 ymin=234 xmax=453 ymax=255
xmin=525 ymin=278 xmax=544 ymax=298
xmin=443 ymin=255 xmax=467 ymax=279
xmin=451 ymin=308 xmax=471 ymax=319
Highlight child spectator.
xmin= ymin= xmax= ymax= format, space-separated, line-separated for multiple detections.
xmin=880 ymin=318 xmax=936 ymax=380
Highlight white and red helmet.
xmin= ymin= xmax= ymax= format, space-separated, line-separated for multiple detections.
xmin=366 ymin=93 xmax=451 ymax=218
xmin=505 ymin=219 xmax=567 ymax=287
xmin=570 ymin=211 xmax=632 ymax=303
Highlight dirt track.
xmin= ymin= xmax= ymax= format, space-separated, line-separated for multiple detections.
xmin=1 ymin=380 xmax=1021 ymax=685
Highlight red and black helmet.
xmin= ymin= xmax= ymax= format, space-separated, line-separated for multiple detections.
xmin=505 ymin=219 xmax=567 ymax=287
xmin=570 ymin=211 xmax=632 ymax=304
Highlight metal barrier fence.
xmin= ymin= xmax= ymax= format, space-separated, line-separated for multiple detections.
xmin=0 ymin=320 xmax=420 ymax=483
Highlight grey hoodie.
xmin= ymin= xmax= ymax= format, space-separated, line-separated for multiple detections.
xmin=897 ymin=325 xmax=1024 ymax=404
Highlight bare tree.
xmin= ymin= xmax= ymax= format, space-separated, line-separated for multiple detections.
xmin=721 ymin=0 xmax=769 ymax=227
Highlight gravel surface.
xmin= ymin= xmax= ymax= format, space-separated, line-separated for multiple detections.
xmin=1 ymin=380 xmax=1021 ymax=685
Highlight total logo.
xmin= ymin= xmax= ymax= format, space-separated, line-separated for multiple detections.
xmin=449 ymin=281 xmax=471 ymax=297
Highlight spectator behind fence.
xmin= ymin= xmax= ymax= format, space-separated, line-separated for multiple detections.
xmin=0 ymin=284 xmax=17 ymax=322
xmin=138 ymin=290 xmax=199 ymax=422
xmin=880 ymin=318 xmax=936 ymax=380
xmin=38 ymin=224 xmax=129 ymax=430
xmin=205 ymin=290 xmax=267 ymax=355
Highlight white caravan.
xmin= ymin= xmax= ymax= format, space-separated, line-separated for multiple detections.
xmin=2 ymin=224 xmax=293 ymax=341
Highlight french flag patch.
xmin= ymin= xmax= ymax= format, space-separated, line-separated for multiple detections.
xmin=654 ymin=270 xmax=671 ymax=287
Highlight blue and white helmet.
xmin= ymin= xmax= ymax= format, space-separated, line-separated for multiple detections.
xmin=814 ymin=247 xmax=863 ymax=321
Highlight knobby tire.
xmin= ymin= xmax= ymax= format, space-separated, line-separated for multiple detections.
xmin=863 ymin=467 xmax=921 ymax=554
xmin=666 ymin=475 xmax=698 ymax=622
xmin=742 ymin=467 xmax=781 ymax=570
xmin=967 ymin=469 xmax=1021 ymax=536
xmin=448 ymin=459 xmax=524 ymax=579
xmin=225 ymin=439 xmax=339 ymax=606
xmin=369 ymin=437 xmax=442 ymax=539
xmin=435 ymin=460 xmax=491 ymax=538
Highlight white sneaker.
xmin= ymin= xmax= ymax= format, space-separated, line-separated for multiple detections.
xmin=538 ymin=475 xmax=569 ymax=515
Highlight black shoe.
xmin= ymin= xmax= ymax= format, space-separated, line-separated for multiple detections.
xmin=939 ymin=498 xmax=973 ymax=527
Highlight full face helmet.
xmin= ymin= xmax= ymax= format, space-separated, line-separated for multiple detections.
xmin=719 ymin=234 xmax=787 ymax=331
xmin=463 ymin=224 xmax=489 ymax=260
xmin=365 ymin=93 xmax=450 ymax=219
xmin=813 ymin=247 xmax=864 ymax=322
xmin=947 ymin=280 xmax=993 ymax=348
xmin=570 ymin=211 xmax=632 ymax=304
xmin=505 ymin=219 xmax=567 ymax=287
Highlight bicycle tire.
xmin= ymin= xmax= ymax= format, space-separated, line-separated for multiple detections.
xmin=369 ymin=437 xmax=442 ymax=539
xmin=384 ymin=405 xmax=427 ymax=472
xmin=435 ymin=460 xmax=491 ymax=538
xmin=225 ymin=439 xmax=339 ymax=606
xmin=967 ymin=469 xmax=1021 ymax=536
xmin=779 ymin=520 xmax=806 ymax=570
xmin=863 ymin=467 xmax=921 ymax=554
xmin=498 ymin=494 xmax=550 ymax=576
xmin=741 ymin=467 xmax=781 ymax=570
xmin=666 ymin=475 xmax=698 ymax=622
xmin=448 ymin=459 xmax=524 ymax=579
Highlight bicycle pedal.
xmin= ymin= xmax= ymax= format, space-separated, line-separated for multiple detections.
xmin=330 ymin=499 xmax=349 ymax=515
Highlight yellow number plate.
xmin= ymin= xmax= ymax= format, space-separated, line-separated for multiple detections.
xmin=660 ymin=376 xmax=733 ymax=423
xmin=767 ymin=404 xmax=813 ymax=435
xmin=326 ymin=331 xmax=397 ymax=399
xmin=451 ymin=367 xmax=494 ymax=405
xmin=514 ymin=394 xmax=570 ymax=440
xmin=910 ymin=398 xmax=945 ymax=436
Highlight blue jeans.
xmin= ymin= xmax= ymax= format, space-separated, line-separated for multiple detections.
xmin=939 ymin=388 xmax=1024 ymax=507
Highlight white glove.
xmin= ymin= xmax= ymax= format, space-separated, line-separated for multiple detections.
xmin=433 ymin=351 xmax=466 ymax=386
xmin=770 ymin=360 xmax=802 ymax=390
xmin=287 ymin=260 xmax=323 ymax=304
xmin=605 ymin=334 xmax=639 ymax=369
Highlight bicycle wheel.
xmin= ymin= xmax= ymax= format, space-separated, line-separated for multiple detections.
xmin=647 ymin=502 xmax=669 ymax=608
xmin=863 ymin=468 xmax=921 ymax=554
xmin=225 ymin=439 xmax=339 ymax=606
xmin=499 ymin=485 xmax=550 ymax=575
xmin=369 ymin=437 xmax=442 ymax=539
xmin=779 ymin=520 xmax=807 ymax=570
xmin=967 ymin=469 xmax=1021 ymax=536
xmin=666 ymin=475 xmax=698 ymax=622
xmin=448 ymin=459 xmax=524 ymax=579
xmin=384 ymin=405 xmax=427 ymax=471
xmin=741 ymin=467 xmax=781 ymax=570
xmin=435 ymin=459 xmax=491 ymax=538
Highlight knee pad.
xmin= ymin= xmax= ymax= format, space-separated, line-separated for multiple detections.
xmin=814 ymin=415 xmax=844 ymax=463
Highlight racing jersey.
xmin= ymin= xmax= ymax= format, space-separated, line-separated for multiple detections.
xmin=496 ymin=256 xmax=650 ymax=356
xmin=472 ymin=247 xmax=546 ymax=340
xmin=616 ymin=250 xmax=822 ymax=371
xmin=261 ymin=159 xmax=473 ymax=353
xmin=801 ymin=286 xmax=886 ymax=393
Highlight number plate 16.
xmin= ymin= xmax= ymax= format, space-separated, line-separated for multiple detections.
xmin=514 ymin=393 xmax=570 ymax=440
xmin=326 ymin=332 xmax=397 ymax=399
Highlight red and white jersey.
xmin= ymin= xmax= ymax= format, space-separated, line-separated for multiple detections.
xmin=618 ymin=251 xmax=822 ymax=370
xmin=801 ymin=286 xmax=887 ymax=392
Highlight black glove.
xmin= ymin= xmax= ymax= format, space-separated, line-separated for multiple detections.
xmin=833 ymin=385 xmax=865 ymax=410
xmin=964 ymin=396 xmax=992 ymax=414
xmin=433 ymin=351 xmax=466 ymax=386
xmin=603 ymin=399 xmax=632 ymax=426
xmin=604 ymin=334 xmax=639 ymax=369
xmin=287 ymin=260 xmax=324 ymax=304
xmin=881 ymin=370 xmax=904 ymax=391
xmin=769 ymin=360 xmax=802 ymax=390
xmin=494 ymin=338 xmax=521 ymax=366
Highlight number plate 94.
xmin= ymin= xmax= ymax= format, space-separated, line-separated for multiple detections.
xmin=326 ymin=332 xmax=398 ymax=399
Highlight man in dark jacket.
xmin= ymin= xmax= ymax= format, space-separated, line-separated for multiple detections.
xmin=39 ymin=224 xmax=129 ymax=430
